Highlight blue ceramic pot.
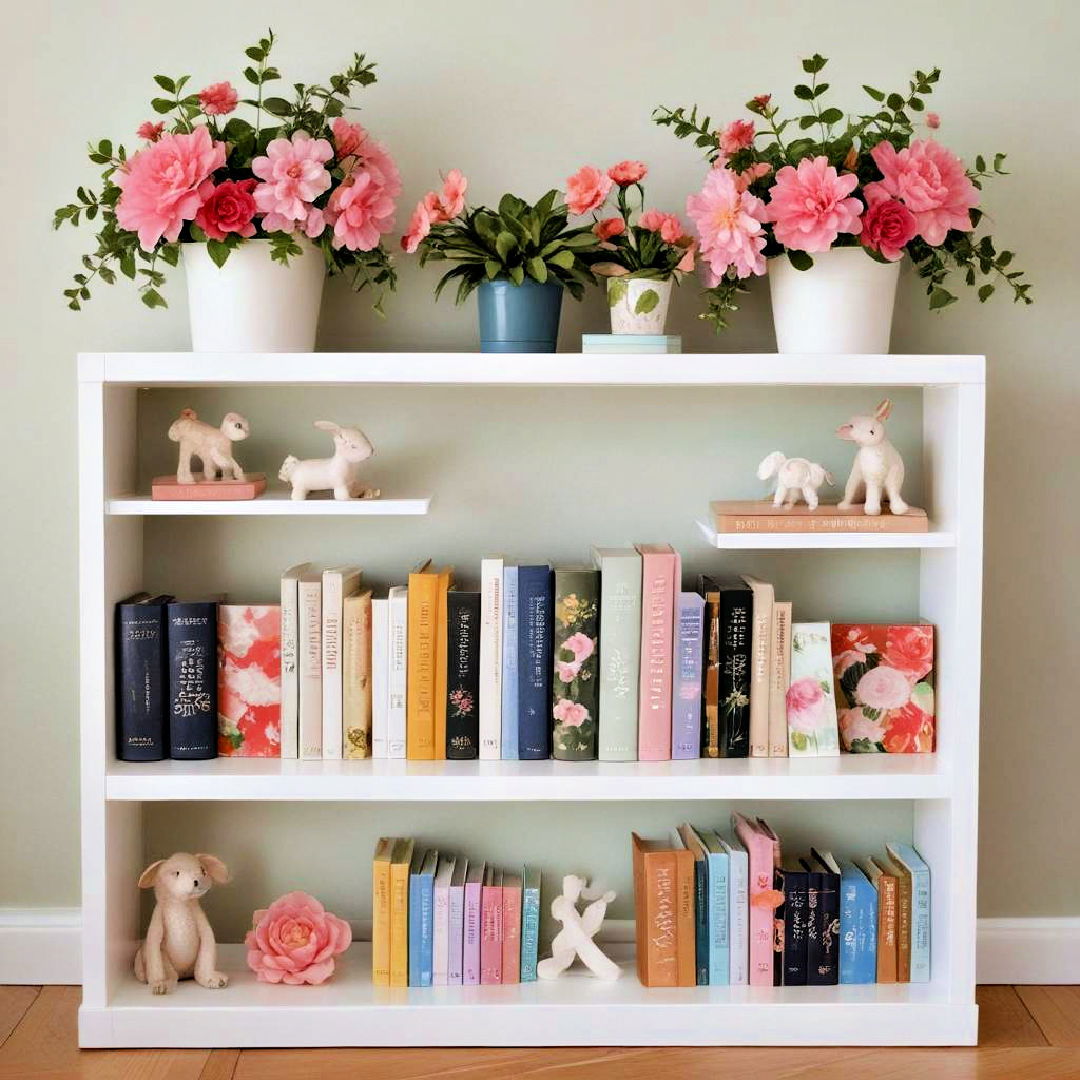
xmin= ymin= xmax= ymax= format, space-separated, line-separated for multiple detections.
xmin=477 ymin=278 xmax=562 ymax=353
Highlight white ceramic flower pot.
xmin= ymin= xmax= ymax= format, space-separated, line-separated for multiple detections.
xmin=182 ymin=239 xmax=326 ymax=352
xmin=607 ymin=275 xmax=673 ymax=335
xmin=768 ymin=247 xmax=901 ymax=354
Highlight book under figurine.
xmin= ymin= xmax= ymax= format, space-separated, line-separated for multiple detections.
xmin=710 ymin=500 xmax=929 ymax=534
xmin=150 ymin=473 xmax=267 ymax=500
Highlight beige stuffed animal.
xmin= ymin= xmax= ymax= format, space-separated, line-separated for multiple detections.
xmin=134 ymin=852 xmax=230 ymax=994
xmin=168 ymin=408 xmax=250 ymax=485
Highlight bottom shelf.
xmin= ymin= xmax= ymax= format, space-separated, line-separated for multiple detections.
xmin=81 ymin=944 xmax=977 ymax=1048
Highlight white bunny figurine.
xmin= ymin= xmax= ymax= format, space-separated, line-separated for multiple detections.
xmin=757 ymin=451 xmax=834 ymax=510
xmin=278 ymin=420 xmax=381 ymax=501
xmin=836 ymin=399 xmax=908 ymax=515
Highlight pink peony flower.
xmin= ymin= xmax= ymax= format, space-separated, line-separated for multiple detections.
xmin=718 ymin=119 xmax=755 ymax=155
xmin=860 ymin=184 xmax=918 ymax=261
xmin=194 ymin=179 xmax=257 ymax=241
xmin=882 ymin=625 xmax=934 ymax=681
xmin=115 ymin=126 xmax=226 ymax=250
xmin=553 ymin=698 xmax=589 ymax=727
xmin=437 ymin=169 xmax=467 ymax=220
xmin=561 ymin=633 xmax=595 ymax=663
xmin=303 ymin=206 xmax=327 ymax=240
xmin=786 ymin=676 xmax=826 ymax=734
xmin=252 ymin=132 xmax=334 ymax=228
xmin=881 ymin=701 xmax=934 ymax=753
xmin=869 ymin=138 xmax=978 ymax=246
xmin=331 ymin=118 xmax=366 ymax=159
xmin=137 ymin=120 xmax=164 ymax=142
xmin=686 ymin=166 xmax=768 ymax=281
xmin=245 ymin=891 xmax=351 ymax=985
xmin=555 ymin=660 xmax=581 ymax=683
xmin=328 ymin=170 xmax=397 ymax=251
xmin=855 ymin=665 xmax=912 ymax=711
xmin=926 ymin=112 xmax=941 ymax=130
xmin=401 ymin=200 xmax=432 ymax=253
xmin=594 ymin=216 xmax=626 ymax=241
xmin=766 ymin=155 xmax=863 ymax=253
xmin=565 ymin=165 xmax=613 ymax=216
xmin=608 ymin=160 xmax=647 ymax=186
xmin=198 ymin=81 xmax=238 ymax=117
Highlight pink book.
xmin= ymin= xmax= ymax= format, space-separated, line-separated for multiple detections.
xmin=636 ymin=544 xmax=680 ymax=761
xmin=733 ymin=812 xmax=781 ymax=986
xmin=463 ymin=861 xmax=485 ymax=986
xmin=501 ymin=870 xmax=522 ymax=984
xmin=480 ymin=867 xmax=504 ymax=985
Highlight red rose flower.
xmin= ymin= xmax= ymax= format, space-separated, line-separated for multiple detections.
xmin=195 ymin=179 xmax=258 ymax=241
xmin=882 ymin=701 xmax=934 ymax=753
xmin=882 ymin=624 xmax=934 ymax=681
xmin=860 ymin=185 xmax=919 ymax=262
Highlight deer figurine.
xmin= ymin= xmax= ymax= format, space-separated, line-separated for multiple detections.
xmin=836 ymin=399 xmax=908 ymax=515
xmin=278 ymin=420 xmax=380 ymax=501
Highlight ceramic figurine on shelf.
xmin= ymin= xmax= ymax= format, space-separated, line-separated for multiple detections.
xmin=134 ymin=852 xmax=230 ymax=995
xmin=757 ymin=451 xmax=835 ymax=511
xmin=279 ymin=420 xmax=381 ymax=501
xmin=537 ymin=874 xmax=622 ymax=981
xmin=836 ymin=398 xmax=909 ymax=515
xmin=168 ymin=408 xmax=250 ymax=484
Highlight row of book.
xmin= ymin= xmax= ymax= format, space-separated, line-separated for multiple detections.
xmin=633 ymin=815 xmax=930 ymax=987
xmin=372 ymin=838 xmax=541 ymax=987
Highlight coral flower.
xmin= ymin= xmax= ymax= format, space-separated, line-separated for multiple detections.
xmin=252 ymin=132 xmax=334 ymax=231
xmin=245 ymin=891 xmax=351 ymax=985
xmin=608 ymin=160 xmax=647 ymax=186
xmin=136 ymin=120 xmax=164 ymax=142
xmin=194 ymin=178 xmax=258 ymax=241
xmin=594 ymin=216 xmax=626 ymax=241
xmin=860 ymin=184 xmax=918 ymax=261
xmin=718 ymin=119 xmax=755 ymax=155
xmin=926 ymin=112 xmax=941 ymax=130
xmin=328 ymin=170 xmax=397 ymax=251
xmin=436 ymin=169 xmax=467 ymax=220
xmin=331 ymin=117 xmax=366 ymax=159
xmin=401 ymin=200 xmax=432 ymax=253
xmin=198 ymin=81 xmax=238 ymax=117
xmin=115 ymin=126 xmax=226 ymax=250
xmin=565 ymin=165 xmax=613 ymax=216
xmin=686 ymin=166 xmax=768 ymax=281
xmin=766 ymin=155 xmax=863 ymax=253
xmin=639 ymin=210 xmax=686 ymax=243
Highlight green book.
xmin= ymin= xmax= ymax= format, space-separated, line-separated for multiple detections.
xmin=592 ymin=547 xmax=642 ymax=760
xmin=551 ymin=567 xmax=600 ymax=760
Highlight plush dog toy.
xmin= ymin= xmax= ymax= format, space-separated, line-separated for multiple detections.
xmin=134 ymin=852 xmax=230 ymax=994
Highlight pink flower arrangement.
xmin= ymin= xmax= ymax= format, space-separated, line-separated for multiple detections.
xmin=245 ymin=891 xmax=352 ymax=985
xmin=194 ymin=179 xmax=258 ymax=241
xmin=252 ymin=132 xmax=334 ymax=233
xmin=766 ymin=156 xmax=863 ymax=253
xmin=861 ymin=188 xmax=918 ymax=261
xmin=594 ymin=216 xmax=626 ymax=241
xmin=686 ymin=167 xmax=768 ymax=283
xmin=198 ymin=81 xmax=238 ymax=117
xmin=718 ymin=119 xmax=755 ymax=155
xmin=566 ymin=165 xmax=613 ymax=216
xmin=327 ymin=170 xmax=399 ymax=252
xmin=553 ymin=699 xmax=589 ymax=728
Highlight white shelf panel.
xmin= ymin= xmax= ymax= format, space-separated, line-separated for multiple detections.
xmin=81 ymin=943 xmax=976 ymax=1048
xmin=105 ymin=754 xmax=949 ymax=802
xmin=106 ymin=493 xmax=431 ymax=516
xmin=696 ymin=519 xmax=957 ymax=550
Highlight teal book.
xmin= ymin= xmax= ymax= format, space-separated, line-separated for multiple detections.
xmin=698 ymin=828 xmax=731 ymax=985
xmin=408 ymin=848 xmax=438 ymax=987
xmin=675 ymin=825 xmax=710 ymax=984
xmin=520 ymin=865 xmax=541 ymax=982
xmin=887 ymin=842 xmax=930 ymax=983
xmin=839 ymin=859 xmax=878 ymax=985
xmin=592 ymin=547 xmax=642 ymax=761
xmin=551 ymin=567 xmax=600 ymax=760
xmin=581 ymin=334 xmax=682 ymax=354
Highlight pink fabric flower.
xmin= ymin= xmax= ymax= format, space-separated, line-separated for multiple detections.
xmin=303 ymin=206 xmax=327 ymax=240
xmin=252 ymin=132 xmax=334 ymax=228
xmin=137 ymin=120 xmax=164 ymax=142
xmin=855 ymin=665 xmax=912 ymax=711
xmin=198 ymin=81 xmax=238 ymax=117
xmin=608 ymin=160 xmax=647 ymax=186
xmin=638 ymin=210 xmax=686 ymax=244
xmin=115 ymin=127 xmax=226 ymax=250
xmin=718 ymin=119 xmax=755 ymax=155
xmin=194 ymin=178 xmax=257 ymax=240
xmin=561 ymin=633 xmax=594 ymax=663
xmin=328 ymin=170 xmax=397 ymax=251
xmin=676 ymin=239 xmax=696 ymax=273
xmin=686 ymin=166 xmax=768 ymax=281
xmin=401 ymin=200 xmax=432 ymax=253
xmin=565 ymin=165 xmax=613 ymax=216
xmin=555 ymin=660 xmax=581 ymax=683
xmin=882 ymin=625 xmax=934 ymax=681
xmin=553 ymin=698 xmax=589 ymax=727
xmin=926 ymin=112 xmax=941 ymax=130
xmin=331 ymin=118 xmax=366 ymax=159
xmin=860 ymin=184 xmax=918 ymax=261
xmin=766 ymin=155 xmax=863 ymax=253
xmin=594 ymin=216 xmax=626 ymax=241
xmin=786 ymin=676 xmax=826 ymax=734
xmin=245 ymin=891 xmax=351 ymax=985
xmin=869 ymin=138 xmax=978 ymax=246
xmin=437 ymin=169 xmax=467 ymax=220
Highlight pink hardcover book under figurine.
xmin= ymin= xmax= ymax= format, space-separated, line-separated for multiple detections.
xmin=218 ymin=605 xmax=282 ymax=757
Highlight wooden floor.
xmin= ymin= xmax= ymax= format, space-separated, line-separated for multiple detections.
xmin=2 ymin=985 xmax=1079 ymax=1079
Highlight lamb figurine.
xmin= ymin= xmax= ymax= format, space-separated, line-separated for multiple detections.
xmin=836 ymin=398 xmax=909 ymax=515
xmin=757 ymin=451 xmax=834 ymax=510
xmin=168 ymin=408 xmax=249 ymax=485
xmin=278 ymin=420 xmax=381 ymax=501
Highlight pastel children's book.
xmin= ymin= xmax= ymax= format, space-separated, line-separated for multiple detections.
xmin=217 ymin=604 xmax=282 ymax=757
xmin=786 ymin=622 xmax=840 ymax=757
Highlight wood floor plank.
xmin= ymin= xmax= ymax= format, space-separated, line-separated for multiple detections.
xmin=978 ymin=984 xmax=1050 ymax=1046
xmin=199 ymin=1048 xmax=241 ymax=1080
xmin=0 ymin=986 xmax=39 ymax=1048
xmin=814 ymin=1048 xmax=1080 ymax=1079
xmin=1017 ymin=986 xmax=1080 ymax=1047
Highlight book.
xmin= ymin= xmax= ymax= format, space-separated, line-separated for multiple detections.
xmin=552 ymin=567 xmax=600 ymax=760
xmin=631 ymin=833 xmax=678 ymax=987
xmin=167 ymin=601 xmax=218 ymax=759
xmin=709 ymin=500 xmax=930 ymax=534
xmin=298 ymin=574 xmax=323 ymax=760
xmin=500 ymin=566 xmax=519 ymax=760
xmin=342 ymin=589 xmax=373 ymax=759
xmin=715 ymin=577 xmax=753 ymax=758
xmin=520 ymin=865 xmax=541 ymax=983
xmin=445 ymin=592 xmax=481 ymax=758
xmin=676 ymin=825 xmax=710 ymax=985
xmin=636 ymin=544 xmax=680 ymax=761
xmin=406 ymin=564 xmax=453 ymax=760
xmin=886 ymin=852 xmax=913 ymax=983
xmin=480 ymin=866 xmax=504 ymax=985
xmin=389 ymin=837 xmax=414 ymax=988
xmin=732 ymin=813 xmax=779 ymax=986
xmin=279 ymin=563 xmax=309 ymax=759
xmin=772 ymin=864 xmax=786 ymax=986
xmin=581 ymin=333 xmax=682 ymax=353
xmin=671 ymin=841 xmax=695 ymax=987
xmin=673 ymin=593 xmax=704 ymax=759
xmin=721 ymin=835 xmax=749 ymax=985
xmin=698 ymin=577 xmax=721 ymax=758
xmin=447 ymin=857 xmax=468 ymax=985
xmin=321 ymin=566 xmax=362 ymax=760
xmin=463 ymin=860 xmax=485 ymax=986
xmin=832 ymin=624 xmax=936 ymax=753
xmin=371 ymin=837 xmax=394 ymax=986
xmin=432 ymin=855 xmax=455 ymax=986
xmin=804 ymin=848 xmax=841 ymax=986
xmin=780 ymin=861 xmax=809 ymax=985
xmin=387 ymin=585 xmax=408 ymax=759
xmin=116 ymin=593 xmax=170 ymax=761
xmin=479 ymin=557 xmax=504 ymax=760
xmin=592 ymin=547 xmax=642 ymax=761
xmin=517 ymin=565 xmax=554 ymax=759
xmin=839 ymin=860 xmax=878 ymax=985
xmin=861 ymin=856 xmax=898 ymax=984
xmin=408 ymin=847 xmax=438 ymax=987
xmin=501 ymin=868 xmax=523 ymax=984
xmin=697 ymin=828 xmax=730 ymax=985
xmin=217 ymin=604 xmax=282 ymax=757
xmin=887 ymin=842 xmax=930 ymax=982
xmin=768 ymin=600 xmax=792 ymax=758
xmin=370 ymin=597 xmax=389 ymax=758
xmin=788 ymin=623 xmax=840 ymax=757
xmin=741 ymin=576 xmax=774 ymax=758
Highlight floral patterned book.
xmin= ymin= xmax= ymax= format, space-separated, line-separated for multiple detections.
xmin=786 ymin=622 xmax=840 ymax=757
xmin=551 ymin=568 xmax=599 ymax=760
xmin=217 ymin=604 xmax=282 ymax=757
xmin=831 ymin=624 xmax=935 ymax=753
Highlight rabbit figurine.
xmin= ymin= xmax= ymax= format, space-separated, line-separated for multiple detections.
xmin=278 ymin=420 xmax=381 ymax=501
xmin=757 ymin=451 xmax=834 ymax=510
xmin=836 ymin=399 xmax=908 ymax=515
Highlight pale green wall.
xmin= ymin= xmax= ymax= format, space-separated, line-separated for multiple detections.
xmin=2 ymin=0 xmax=1077 ymax=920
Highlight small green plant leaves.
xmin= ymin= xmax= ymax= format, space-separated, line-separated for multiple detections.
xmin=608 ymin=278 xmax=628 ymax=307
xmin=787 ymin=250 xmax=814 ymax=271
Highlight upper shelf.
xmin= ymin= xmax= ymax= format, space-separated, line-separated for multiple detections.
xmin=78 ymin=352 xmax=986 ymax=388
xmin=696 ymin=519 xmax=956 ymax=550
xmin=107 ymin=493 xmax=431 ymax=516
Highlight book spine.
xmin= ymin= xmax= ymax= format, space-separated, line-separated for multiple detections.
xmin=641 ymin=851 xmax=678 ymax=987
xmin=433 ymin=575 xmax=449 ymax=762
xmin=706 ymin=853 xmax=729 ymax=985
xmin=419 ymin=874 xmax=435 ymax=987
xmin=479 ymin=558 xmax=503 ymax=760
xmin=895 ymin=872 xmax=912 ymax=983
xmin=480 ymin=885 xmax=503 ymax=984
xmin=551 ymin=569 xmax=599 ymax=761
xmin=279 ymin=578 xmax=300 ymax=759
xmin=806 ymin=872 xmax=840 ymax=985
xmin=342 ymin=594 xmax=372 ymax=759
xmin=408 ymin=872 xmax=423 ymax=987
xmin=217 ymin=605 xmax=282 ymax=758
xmin=748 ymin=584 xmax=772 ymax=758
xmin=783 ymin=871 xmax=809 ymax=986
xmin=701 ymin=590 xmax=721 ymax=758
xmin=321 ymin=573 xmax=344 ymax=760
xmin=500 ymin=567 xmax=519 ymax=759
xmin=167 ymin=602 xmax=217 ymax=759
xmin=389 ymin=863 xmax=409 ymax=988
xmin=370 ymin=599 xmax=389 ymax=758
xmin=463 ymin=883 xmax=483 ymax=985
xmin=298 ymin=581 xmax=322 ymax=759
xmin=116 ymin=601 xmax=167 ymax=761
xmin=520 ymin=886 xmax=540 ymax=982
xmin=372 ymin=858 xmax=391 ymax=987
xmin=747 ymin=854 xmax=773 ymax=986
xmin=840 ymin=878 xmax=877 ymax=985
xmin=446 ymin=593 xmax=480 ymax=759
xmin=673 ymin=848 xmax=696 ymax=987
xmin=768 ymin=601 xmax=792 ymax=757
xmin=877 ymin=874 xmax=898 ymax=984
xmin=447 ymin=885 xmax=465 ymax=985
xmin=910 ymin=866 xmax=931 ymax=983
xmin=773 ymin=866 xmax=785 ymax=986
xmin=406 ymin=575 xmax=437 ymax=760
xmin=501 ymin=886 xmax=521 ymax=984
xmin=517 ymin=568 xmax=553 ymax=760
xmin=387 ymin=590 xmax=407 ymax=759
xmin=728 ymin=851 xmax=749 ymax=985
xmin=432 ymin=884 xmax=450 ymax=986
xmin=719 ymin=589 xmax=752 ymax=757
xmin=672 ymin=594 xmax=704 ymax=759
xmin=713 ymin=513 xmax=928 ymax=534
xmin=693 ymin=855 xmax=709 ymax=985
xmin=637 ymin=553 xmax=676 ymax=761
xmin=596 ymin=553 xmax=641 ymax=761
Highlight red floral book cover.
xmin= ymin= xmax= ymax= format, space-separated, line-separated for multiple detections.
xmin=831 ymin=624 xmax=935 ymax=753
xmin=218 ymin=604 xmax=282 ymax=757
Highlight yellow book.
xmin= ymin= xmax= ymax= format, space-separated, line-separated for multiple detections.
xmin=371 ymin=837 xmax=394 ymax=985
xmin=343 ymin=590 xmax=374 ymax=759
xmin=433 ymin=568 xmax=453 ymax=760
xmin=406 ymin=565 xmax=453 ymax=759
xmin=389 ymin=837 xmax=414 ymax=987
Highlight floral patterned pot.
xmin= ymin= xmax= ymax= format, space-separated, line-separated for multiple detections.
xmin=606 ymin=275 xmax=673 ymax=335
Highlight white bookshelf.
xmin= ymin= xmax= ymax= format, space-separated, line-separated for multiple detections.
xmin=78 ymin=351 xmax=984 ymax=1048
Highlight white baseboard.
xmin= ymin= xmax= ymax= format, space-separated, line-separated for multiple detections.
xmin=1 ymin=910 xmax=1076 ymax=985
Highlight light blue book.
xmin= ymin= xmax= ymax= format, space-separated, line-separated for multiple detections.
xmin=408 ymin=848 xmax=438 ymax=987
xmin=839 ymin=860 xmax=878 ymax=984
xmin=719 ymin=835 xmax=749 ymax=985
xmin=698 ymin=828 xmax=731 ymax=985
xmin=501 ymin=566 xmax=519 ymax=759
xmin=520 ymin=865 xmax=541 ymax=982
xmin=887 ymin=842 xmax=931 ymax=983
xmin=581 ymin=333 xmax=682 ymax=354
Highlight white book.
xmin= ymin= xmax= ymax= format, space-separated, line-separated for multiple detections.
xmin=321 ymin=567 xmax=362 ymax=760
xmin=279 ymin=562 xmax=310 ymax=759
xmin=720 ymin=836 xmax=749 ymax=985
xmin=432 ymin=855 xmax=455 ymax=986
xmin=371 ymin=597 xmax=390 ymax=759
xmin=478 ymin=556 xmax=504 ymax=760
xmin=387 ymin=585 xmax=408 ymax=759
xmin=298 ymin=574 xmax=323 ymax=760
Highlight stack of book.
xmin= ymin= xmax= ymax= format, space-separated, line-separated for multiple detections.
xmin=371 ymin=838 xmax=541 ymax=987
xmin=633 ymin=820 xmax=930 ymax=987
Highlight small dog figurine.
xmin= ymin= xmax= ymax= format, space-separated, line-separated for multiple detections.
xmin=836 ymin=399 xmax=908 ymax=515
xmin=757 ymin=451 xmax=834 ymax=510
xmin=134 ymin=852 xmax=230 ymax=995
xmin=168 ymin=408 xmax=250 ymax=484
xmin=279 ymin=420 xmax=380 ymax=501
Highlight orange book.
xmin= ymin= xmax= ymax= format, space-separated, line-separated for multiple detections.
xmin=631 ymin=833 xmax=678 ymax=987
xmin=710 ymin=500 xmax=929 ymax=535
xmin=887 ymin=854 xmax=913 ymax=983
xmin=672 ymin=845 xmax=696 ymax=987
xmin=862 ymin=857 xmax=898 ymax=984
xmin=406 ymin=564 xmax=453 ymax=759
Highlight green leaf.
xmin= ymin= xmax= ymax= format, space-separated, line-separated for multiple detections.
xmin=863 ymin=85 xmax=885 ymax=101
xmin=798 ymin=115 xmax=817 ymax=130
xmin=820 ymin=107 xmax=843 ymax=125
xmin=993 ymin=152 xmax=1009 ymax=174
xmin=244 ymin=66 xmax=261 ymax=85
xmin=508 ymin=264 xmax=524 ymax=286
xmin=206 ymin=240 xmax=231 ymax=269
xmin=495 ymin=231 xmax=517 ymax=261
xmin=527 ymin=256 xmax=548 ymax=283
xmin=813 ymin=82 xmax=830 ymax=97
xmin=886 ymin=93 xmax=904 ymax=111
xmin=484 ymin=260 xmax=501 ymax=280
xmin=153 ymin=74 xmax=176 ymax=93
xmin=978 ymin=284 xmax=995 ymax=302
xmin=929 ymin=287 xmax=957 ymax=310
xmin=245 ymin=45 xmax=265 ymax=61
xmin=548 ymin=249 xmax=575 ymax=270
xmin=140 ymin=288 xmax=167 ymax=309
xmin=794 ymin=84 xmax=815 ymax=101
xmin=909 ymin=97 xmax=924 ymax=111
xmin=607 ymin=278 xmax=628 ymax=307
xmin=791 ymin=731 xmax=809 ymax=751
xmin=787 ymin=250 xmax=814 ymax=271
xmin=975 ymin=154 xmax=986 ymax=173
xmin=262 ymin=97 xmax=292 ymax=117
xmin=634 ymin=288 xmax=660 ymax=314
xmin=119 ymin=251 xmax=137 ymax=280
xmin=151 ymin=98 xmax=175 ymax=114
xmin=801 ymin=53 xmax=827 ymax=74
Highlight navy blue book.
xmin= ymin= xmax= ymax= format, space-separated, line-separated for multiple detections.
xmin=116 ymin=593 xmax=172 ymax=761
xmin=781 ymin=862 xmax=809 ymax=985
xmin=166 ymin=601 xmax=219 ymax=760
xmin=516 ymin=565 xmax=553 ymax=759
xmin=446 ymin=592 xmax=481 ymax=759
xmin=802 ymin=849 xmax=841 ymax=985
